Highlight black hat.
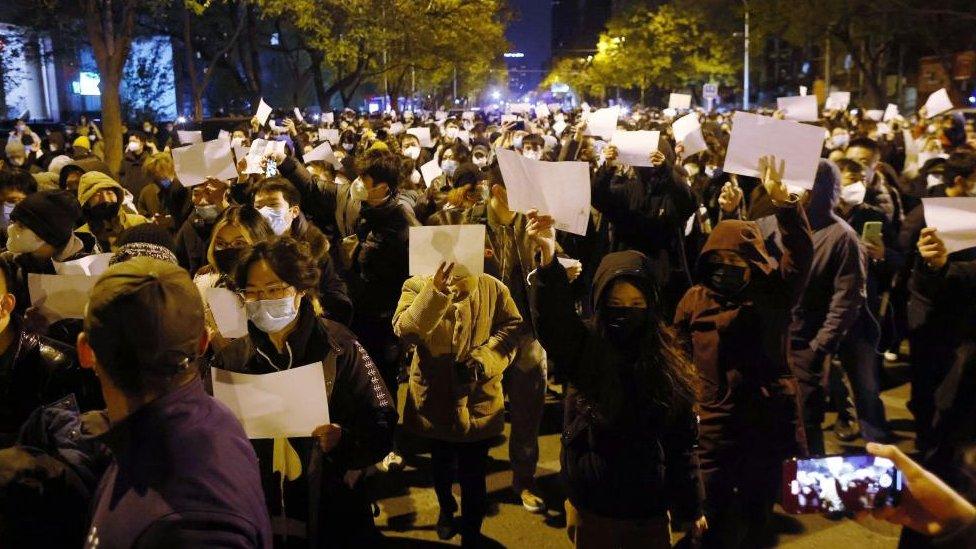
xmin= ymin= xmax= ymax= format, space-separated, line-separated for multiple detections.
xmin=10 ymin=190 xmax=81 ymax=249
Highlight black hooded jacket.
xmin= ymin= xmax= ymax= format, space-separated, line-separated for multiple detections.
xmin=531 ymin=251 xmax=702 ymax=522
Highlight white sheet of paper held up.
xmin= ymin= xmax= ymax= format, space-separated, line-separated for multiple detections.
xmin=496 ymin=148 xmax=590 ymax=236
xmin=584 ymin=106 xmax=620 ymax=140
xmin=419 ymin=159 xmax=443 ymax=188
xmin=303 ymin=141 xmax=340 ymax=168
xmin=865 ymin=110 xmax=884 ymax=122
xmin=776 ymin=95 xmax=819 ymax=122
xmin=293 ymin=107 xmax=304 ymax=123
xmin=318 ymin=128 xmax=340 ymax=145
xmin=672 ymin=113 xmax=708 ymax=157
xmin=28 ymin=273 xmax=96 ymax=322
xmin=406 ymin=127 xmax=434 ymax=148
xmin=723 ymin=111 xmax=825 ymax=190
xmin=206 ymin=287 xmax=248 ymax=339
xmin=409 ymin=225 xmax=486 ymax=278
xmin=668 ymin=93 xmax=692 ymax=110
xmin=176 ymin=130 xmax=203 ymax=145
xmin=883 ymin=103 xmax=899 ymax=122
xmin=825 ymin=91 xmax=851 ymax=111
xmin=54 ymin=253 xmax=112 ymax=277
xmin=922 ymin=197 xmax=976 ymax=254
xmin=323 ymin=112 xmax=335 ymax=125
xmin=172 ymin=137 xmax=238 ymax=187
xmin=610 ymin=130 xmax=660 ymax=167
xmin=211 ymin=363 xmax=329 ymax=439
xmin=218 ymin=129 xmax=231 ymax=141
xmin=255 ymin=98 xmax=273 ymax=126
xmin=924 ymin=88 xmax=954 ymax=118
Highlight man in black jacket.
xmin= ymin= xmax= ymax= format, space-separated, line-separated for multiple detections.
xmin=173 ymin=178 xmax=231 ymax=276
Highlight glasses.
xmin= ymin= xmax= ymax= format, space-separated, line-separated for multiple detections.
xmin=241 ymin=283 xmax=296 ymax=302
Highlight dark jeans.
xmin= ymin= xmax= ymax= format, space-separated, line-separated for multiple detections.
xmin=429 ymin=438 xmax=491 ymax=541
xmin=791 ymin=343 xmax=830 ymax=455
xmin=701 ymin=484 xmax=776 ymax=549
xmin=833 ymin=316 xmax=890 ymax=442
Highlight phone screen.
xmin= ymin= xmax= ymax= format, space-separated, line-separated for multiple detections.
xmin=862 ymin=221 xmax=883 ymax=243
xmin=782 ymin=454 xmax=903 ymax=514
xmin=265 ymin=158 xmax=278 ymax=178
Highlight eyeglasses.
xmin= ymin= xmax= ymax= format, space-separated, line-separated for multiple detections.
xmin=241 ymin=283 xmax=296 ymax=302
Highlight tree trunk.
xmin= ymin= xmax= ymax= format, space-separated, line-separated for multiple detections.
xmin=100 ymin=75 xmax=124 ymax=176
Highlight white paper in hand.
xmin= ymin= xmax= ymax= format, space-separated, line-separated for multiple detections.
xmin=206 ymin=287 xmax=248 ymax=339
xmin=303 ymin=141 xmax=340 ymax=168
xmin=53 ymin=253 xmax=112 ymax=277
xmin=865 ymin=110 xmax=884 ymax=122
xmin=318 ymin=128 xmax=340 ymax=145
xmin=534 ymin=103 xmax=551 ymax=119
xmin=323 ymin=112 xmax=335 ymax=125
xmin=668 ymin=93 xmax=692 ymax=110
xmin=723 ymin=111 xmax=825 ymax=190
xmin=883 ymin=103 xmax=899 ymax=122
xmin=584 ymin=106 xmax=620 ymax=140
xmin=406 ymin=127 xmax=434 ymax=148
xmin=923 ymin=88 xmax=954 ymax=118
xmin=776 ymin=95 xmax=819 ymax=122
xmin=610 ymin=130 xmax=660 ymax=167
xmin=172 ymin=138 xmax=238 ymax=187
xmin=496 ymin=148 xmax=590 ymax=235
xmin=211 ymin=363 xmax=329 ymax=439
xmin=293 ymin=107 xmax=304 ymax=123
xmin=825 ymin=91 xmax=851 ymax=111
xmin=409 ymin=225 xmax=486 ymax=278
xmin=218 ymin=129 xmax=231 ymax=141
xmin=255 ymin=98 xmax=273 ymax=126
xmin=672 ymin=113 xmax=708 ymax=157
xmin=419 ymin=159 xmax=443 ymax=188
xmin=389 ymin=122 xmax=405 ymax=135
xmin=28 ymin=274 xmax=96 ymax=322
xmin=176 ymin=130 xmax=203 ymax=145
xmin=922 ymin=197 xmax=976 ymax=254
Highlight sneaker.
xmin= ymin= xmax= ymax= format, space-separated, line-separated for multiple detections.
xmin=436 ymin=510 xmax=457 ymax=540
xmin=883 ymin=351 xmax=899 ymax=363
xmin=519 ymin=487 xmax=547 ymax=513
xmin=833 ymin=418 xmax=860 ymax=442
xmin=376 ymin=451 xmax=404 ymax=473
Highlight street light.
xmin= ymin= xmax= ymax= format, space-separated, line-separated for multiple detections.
xmin=743 ymin=0 xmax=750 ymax=110
xmin=491 ymin=90 xmax=501 ymax=100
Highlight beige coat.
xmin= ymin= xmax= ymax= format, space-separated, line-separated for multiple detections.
xmin=394 ymin=274 xmax=522 ymax=442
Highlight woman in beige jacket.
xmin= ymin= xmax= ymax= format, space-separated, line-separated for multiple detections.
xmin=393 ymin=261 xmax=522 ymax=545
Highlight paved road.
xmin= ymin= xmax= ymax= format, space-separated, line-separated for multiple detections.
xmin=373 ymin=361 xmax=916 ymax=547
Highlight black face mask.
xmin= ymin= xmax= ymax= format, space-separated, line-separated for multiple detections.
xmin=603 ymin=306 xmax=647 ymax=346
xmin=213 ymin=247 xmax=244 ymax=274
xmin=708 ymin=264 xmax=749 ymax=295
xmin=84 ymin=201 xmax=121 ymax=223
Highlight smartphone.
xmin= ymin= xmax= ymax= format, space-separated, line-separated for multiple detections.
xmin=782 ymin=454 xmax=903 ymax=514
xmin=862 ymin=221 xmax=883 ymax=245
xmin=265 ymin=158 xmax=278 ymax=178
xmin=512 ymin=120 xmax=526 ymax=132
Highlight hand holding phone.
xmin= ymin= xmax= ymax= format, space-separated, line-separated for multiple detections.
xmin=782 ymin=454 xmax=903 ymax=515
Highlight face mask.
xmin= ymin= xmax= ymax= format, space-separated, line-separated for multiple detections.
xmin=1 ymin=202 xmax=13 ymax=227
xmin=143 ymin=125 xmax=152 ymax=133
xmin=513 ymin=136 xmax=524 ymax=149
xmin=246 ymin=295 xmax=299 ymax=334
xmin=445 ymin=127 xmax=459 ymax=139
xmin=521 ymin=149 xmax=541 ymax=161
xmin=126 ymin=141 xmax=143 ymax=154
xmin=927 ymin=173 xmax=944 ymax=189
xmin=831 ymin=134 xmax=849 ymax=149
xmin=158 ymin=178 xmax=172 ymax=190
xmin=258 ymin=206 xmax=291 ymax=236
xmin=410 ymin=171 xmax=422 ymax=186
xmin=840 ymin=182 xmax=867 ymax=205
xmin=708 ymin=264 xmax=749 ymax=295
xmin=404 ymin=146 xmax=420 ymax=160
xmin=49 ymin=144 xmax=59 ymax=153
xmin=86 ymin=201 xmax=121 ymax=222
xmin=926 ymin=124 xmax=937 ymax=134
xmin=603 ymin=306 xmax=646 ymax=345
xmin=351 ymin=178 xmax=370 ymax=201
xmin=441 ymin=159 xmax=459 ymax=177
xmin=195 ymin=204 xmax=220 ymax=222
xmin=213 ymin=247 xmax=243 ymax=274
xmin=5 ymin=223 xmax=46 ymax=254
xmin=342 ymin=143 xmax=354 ymax=151
xmin=473 ymin=156 xmax=488 ymax=168
xmin=704 ymin=166 xmax=717 ymax=178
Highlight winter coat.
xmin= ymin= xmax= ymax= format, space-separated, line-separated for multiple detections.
xmin=119 ymin=150 xmax=152 ymax=199
xmin=348 ymin=197 xmax=412 ymax=321
xmin=173 ymin=211 xmax=217 ymax=277
xmin=136 ymin=180 xmax=190 ymax=227
xmin=76 ymin=172 xmax=149 ymax=250
xmin=673 ymin=200 xmax=813 ymax=512
xmin=531 ymin=251 xmax=703 ymax=522
xmin=394 ymin=274 xmax=522 ymax=443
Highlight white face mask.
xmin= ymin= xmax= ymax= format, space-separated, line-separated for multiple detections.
xmin=126 ymin=141 xmax=143 ymax=154
xmin=342 ymin=143 xmax=354 ymax=151
xmin=840 ymin=182 xmax=867 ymax=206
xmin=926 ymin=124 xmax=937 ymax=134
xmin=473 ymin=156 xmax=488 ymax=168
xmin=521 ymin=149 xmax=541 ymax=161
xmin=257 ymin=206 xmax=291 ymax=236
xmin=410 ymin=170 xmax=422 ymax=186
xmin=403 ymin=146 xmax=420 ymax=160
xmin=246 ymin=295 xmax=300 ymax=334
xmin=703 ymin=165 xmax=717 ymax=178
xmin=351 ymin=178 xmax=369 ymax=201
xmin=6 ymin=223 xmax=46 ymax=254
xmin=926 ymin=173 xmax=944 ymax=189
xmin=831 ymin=134 xmax=850 ymax=149
xmin=441 ymin=159 xmax=459 ymax=177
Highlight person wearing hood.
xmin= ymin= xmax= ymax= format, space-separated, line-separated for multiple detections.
xmin=528 ymin=214 xmax=705 ymax=548
xmin=68 ymin=136 xmax=112 ymax=178
xmin=76 ymin=171 xmax=149 ymax=251
xmin=136 ymin=151 xmax=190 ymax=230
xmin=790 ymin=159 xmax=890 ymax=453
xmin=4 ymin=139 xmax=39 ymax=174
xmin=213 ymin=237 xmax=395 ymax=547
xmin=174 ymin=177 xmax=234 ymax=276
xmin=673 ymin=155 xmax=813 ymax=548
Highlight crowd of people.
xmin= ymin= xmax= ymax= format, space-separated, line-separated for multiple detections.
xmin=0 ymin=96 xmax=975 ymax=548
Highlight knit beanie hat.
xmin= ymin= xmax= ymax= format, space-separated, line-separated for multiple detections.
xmin=4 ymin=140 xmax=25 ymax=159
xmin=108 ymin=223 xmax=178 ymax=266
xmin=10 ymin=190 xmax=82 ymax=248
xmin=72 ymin=136 xmax=91 ymax=150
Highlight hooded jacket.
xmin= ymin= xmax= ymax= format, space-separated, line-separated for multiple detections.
xmin=673 ymin=197 xmax=813 ymax=512
xmin=76 ymin=171 xmax=148 ymax=250
xmin=348 ymin=196 xmax=412 ymax=320
xmin=790 ymin=160 xmax=867 ymax=355
xmin=531 ymin=251 xmax=703 ymax=522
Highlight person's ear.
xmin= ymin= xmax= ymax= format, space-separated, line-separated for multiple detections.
xmin=0 ymin=293 xmax=16 ymax=317
xmin=289 ymin=204 xmax=301 ymax=220
xmin=953 ymin=175 xmax=965 ymax=190
xmin=77 ymin=332 xmax=97 ymax=371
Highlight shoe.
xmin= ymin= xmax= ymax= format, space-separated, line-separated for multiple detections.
xmin=834 ymin=418 xmax=860 ymax=442
xmin=519 ymin=487 xmax=547 ymax=513
xmin=436 ymin=510 xmax=457 ymax=540
xmin=376 ymin=451 xmax=404 ymax=473
xmin=883 ymin=351 xmax=899 ymax=363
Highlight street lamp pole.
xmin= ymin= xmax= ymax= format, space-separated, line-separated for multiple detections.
xmin=743 ymin=0 xmax=750 ymax=110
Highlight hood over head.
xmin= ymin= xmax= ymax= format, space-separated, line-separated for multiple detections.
xmin=697 ymin=219 xmax=776 ymax=277
xmin=77 ymin=170 xmax=123 ymax=206
xmin=805 ymin=159 xmax=843 ymax=231
xmin=591 ymin=250 xmax=659 ymax=313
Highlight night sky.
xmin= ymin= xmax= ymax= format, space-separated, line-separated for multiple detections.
xmin=505 ymin=0 xmax=553 ymax=93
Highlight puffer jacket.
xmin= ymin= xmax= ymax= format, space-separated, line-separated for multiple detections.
xmin=673 ymin=199 xmax=813 ymax=514
xmin=394 ymin=274 xmax=522 ymax=442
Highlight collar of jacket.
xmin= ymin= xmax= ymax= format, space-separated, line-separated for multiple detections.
xmin=97 ymin=378 xmax=206 ymax=458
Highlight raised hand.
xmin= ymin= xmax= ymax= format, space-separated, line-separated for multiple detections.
xmin=918 ymin=227 xmax=948 ymax=270
xmin=759 ymin=155 xmax=790 ymax=203
xmin=526 ymin=209 xmax=557 ymax=266
xmin=649 ymin=150 xmax=666 ymax=168
xmin=718 ymin=181 xmax=744 ymax=214
xmin=432 ymin=261 xmax=455 ymax=294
